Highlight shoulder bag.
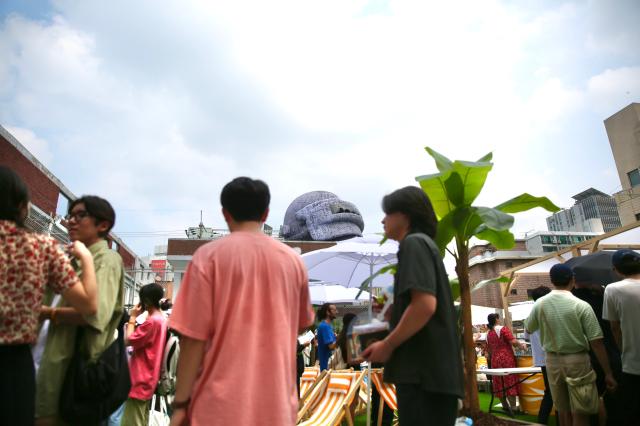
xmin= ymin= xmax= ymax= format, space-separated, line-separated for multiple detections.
xmin=59 ymin=310 xmax=131 ymax=424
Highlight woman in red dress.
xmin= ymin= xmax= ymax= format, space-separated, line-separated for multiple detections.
xmin=486 ymin=313 xmax=526 ymax=415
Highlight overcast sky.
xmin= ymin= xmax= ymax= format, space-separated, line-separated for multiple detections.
xmin=1 ymin=0 xmax=639 ymax=259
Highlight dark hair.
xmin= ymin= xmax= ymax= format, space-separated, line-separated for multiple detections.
xmin=220 ymin=177 xmax=270 ymax=222
xmin=69 ymin=195 xmax=116 ymax=238
xmin=0 ymin=166 xmax=30 ymax=227
xmin=139 ymin=283 xmax=164 ymax=310
xmin=382 ymin=186 xmax=437 ymax=238
xmin=337 ymin=313 xmax=356 ymax=362
xmin=487 ymin=313 xmax=500 ymax=329
xmin=613 ymin=250 xmax=640 ymax=276
xmin=530 ymin=286 xmax=551 ymax=301
xmin=317 ymin=303 xmax=334 ymax=321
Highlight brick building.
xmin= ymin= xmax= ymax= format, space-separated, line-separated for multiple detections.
xmin=469 ymin=240 xmax=553 ymax=308
xmin=0 ymin=125 xmax=144 ymax=303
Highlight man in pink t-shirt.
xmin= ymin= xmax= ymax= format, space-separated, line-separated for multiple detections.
xmin=169 ymin=177 xmax=314 ymax=426
xmin=122 ymin=283 xmax=168 ymax=426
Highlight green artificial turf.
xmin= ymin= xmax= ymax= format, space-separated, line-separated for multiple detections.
xmin=351 ymin=392 xmax=554 ymax=425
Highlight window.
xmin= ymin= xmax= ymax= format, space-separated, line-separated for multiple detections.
xmin=505 ymin=261 xmax=513 ymax=268
xmin=636 ymin=213 xmax=640 ymax=221
xmin=510 ymin=289 xmax=518 ymax=295
xmin=628 ymin=169 xmax=640 ymax=188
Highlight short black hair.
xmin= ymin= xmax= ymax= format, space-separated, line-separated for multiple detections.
xmin=382 ymin=186 xmax=437 ymax=238
xmin=317 ymin=303 xmax=334 ymax=321
xmin=0 ymin=166 xmax=30 ymax=227
xmin=530 ymin=286 xmax=551 ymax=301
xmin=612 ymin=250 xmax=640 ymax=276
xmin=139 ymin=283 xmax=164 ymax=310
xmin=69 ymin=195 xmax=116 ymax=238
xmin=487 ymin=313 xmax=499 ymax=328
xmin=220 ymin=177 xmax=270 ymax=222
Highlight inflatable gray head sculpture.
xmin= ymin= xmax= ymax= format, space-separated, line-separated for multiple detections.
xmin=280 ymin=191 xmax=364 ymax=241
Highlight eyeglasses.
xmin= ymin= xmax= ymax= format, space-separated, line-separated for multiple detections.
xmin=64 ymin=210 xmax=91 ymax=222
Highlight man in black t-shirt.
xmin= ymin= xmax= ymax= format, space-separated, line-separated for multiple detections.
xmin=363 ymin=186 xmax=464 ymax=426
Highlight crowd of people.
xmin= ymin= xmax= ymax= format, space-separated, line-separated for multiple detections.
xmin=1 ymin=166 xmax=467 ymax=426
xmin=523 ymin=253 xmax=640 ymax=426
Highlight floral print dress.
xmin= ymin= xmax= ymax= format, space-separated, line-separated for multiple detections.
xmin=487 ymin=326 xmax=519 ymax=397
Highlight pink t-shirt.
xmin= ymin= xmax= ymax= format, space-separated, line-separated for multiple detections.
xmin=169 ymin=232 xmax=314 ymax=426
xmin=128 ymin=312 xmax=167 ymax=400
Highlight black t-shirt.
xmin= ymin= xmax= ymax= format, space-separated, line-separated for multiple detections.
xmin=383 ymin=233 xmax=464 ymax=398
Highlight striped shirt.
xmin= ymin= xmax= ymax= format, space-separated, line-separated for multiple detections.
xmin=525 ymin=290 xmax=602 ymax=354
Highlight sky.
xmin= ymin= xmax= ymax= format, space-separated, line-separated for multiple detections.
xmin=1 ymin=0 xmax=639 ymax=259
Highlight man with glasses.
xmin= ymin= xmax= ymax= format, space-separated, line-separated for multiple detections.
xmin=35 ymin=196 xmax=125 ymax=426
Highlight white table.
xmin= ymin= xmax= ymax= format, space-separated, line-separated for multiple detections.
xmin=477 ymin=367 xmax=542 ymax=415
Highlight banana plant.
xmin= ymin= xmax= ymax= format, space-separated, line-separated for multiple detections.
xmin=416 ymin=147 xmax=560 ymax=410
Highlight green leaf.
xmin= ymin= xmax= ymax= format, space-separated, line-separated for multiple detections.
xmin=416 ymin=171 xmax=455 ymax=219
xmin=435 ymin=211 xmax=456 ymax=255
xmin=452 ymin=208 xmax=484 ymax=242
xmin=425 ymin=147 xmax=453 ymax=172
xmin=472 ymin=276 xmax=509 ymax=292
xmin=495 ymin=193 xmax=561 ymax=214
xmin=475 ymin=228 xmax=515 ymax=249
xmin=356 ymin=264 xmax=397 ymax=298
xmin=451 ymin=159 xmax=493 ymax=206
xmin=444 ymin=172 xmax=464 ymax=207
xmin=477 ymin=152 xmax=493 ymax=162
xmin=450 ymin=278 xmax=460 ymax=301
xmin=475 ymin=207 xmax=514 ymax=231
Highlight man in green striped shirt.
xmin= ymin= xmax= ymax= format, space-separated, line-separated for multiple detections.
xmin=525 ymin=264 xmax=617 ymax=426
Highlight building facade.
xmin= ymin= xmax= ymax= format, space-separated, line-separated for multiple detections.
xmin=605 ymin=103 xmax=640 ymax=225
xmin=468 ymin=240 xmax=552 ymax=308
xmin=546 ymin=188 xmax=621 ymax=233
xmin=0 ymin=125 xmax=145 ymax=305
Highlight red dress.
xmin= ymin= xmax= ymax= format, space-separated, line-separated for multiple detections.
xmin=487 ymin=326 xmax=519 ymax=397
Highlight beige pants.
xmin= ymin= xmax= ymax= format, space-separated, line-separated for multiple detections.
xmin=546 ymin=352 xmax=597 ymax=414
xmin=121 ymin=397 xmax=150 ymax=426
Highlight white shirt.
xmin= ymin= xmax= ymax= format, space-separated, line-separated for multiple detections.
xmin=603 ymin=278 xmax=640 ymax=375
xmin=525 ymin=330 xmax=546 ymax=367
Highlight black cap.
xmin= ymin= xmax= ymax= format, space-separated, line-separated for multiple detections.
xmin=550 ymin=263 xmax=573 ymax=285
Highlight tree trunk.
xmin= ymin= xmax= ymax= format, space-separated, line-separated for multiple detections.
xmin=456 ymin=243 xmax=480 ymax=411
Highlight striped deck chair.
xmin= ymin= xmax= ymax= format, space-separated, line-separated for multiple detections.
xmin=371 ymin=369 xmax=399 ymax=426
xmin=300 ymin=367 xmax=320 ymax=399
xmin=298 ymin=369 xmax=365 ymax=426
xmin=299 ymin=369 xmax=329 ymax=415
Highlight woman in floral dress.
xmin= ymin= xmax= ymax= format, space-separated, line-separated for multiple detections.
xmin=486 ymin=313 xmax=526 ymax=415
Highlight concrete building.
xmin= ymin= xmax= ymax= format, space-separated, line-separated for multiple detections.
xmin=546 ymin=188 xmax=621 ymax=233
xmin=0 ymin=125 xmax=145 ymax=306
xmin=605 ymin=103 xmax=640 ymax=225
xmin=525 ymin=230 xmax=600 ymax=255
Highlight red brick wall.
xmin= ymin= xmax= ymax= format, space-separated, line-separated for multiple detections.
xmin=0 ymin=136 xmax=59 ymax=215
xmin=118 ymin=246 xmax=136 ymax=269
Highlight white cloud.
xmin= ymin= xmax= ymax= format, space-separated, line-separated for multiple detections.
xmin=4 ymin=126 xmax=53 ymax=165
xmin=0 ymin=0 xmax=638 ymax=258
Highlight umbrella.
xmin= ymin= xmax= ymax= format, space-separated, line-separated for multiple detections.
xmin=301 ymin=235 xmax=398 ymax=289
xmin=564 ymin=251 xmax=619 ymax=286
xmin=308 ymin=283 xmax=370 ymax=305
xmin=301 ymin=235 xmax=397 ymax=426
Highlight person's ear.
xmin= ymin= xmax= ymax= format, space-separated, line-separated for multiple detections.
xmin=260 ymin=208 xmax=270 ymax=223
xmin=96 ymin=220 xmax=111 ymax=236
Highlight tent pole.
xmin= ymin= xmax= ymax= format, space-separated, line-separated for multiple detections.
xmin=366 ymin=261 xmax=373 ymax=426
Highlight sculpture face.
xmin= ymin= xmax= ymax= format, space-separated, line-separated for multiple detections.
xmin=280 ymin=191 xmax=364 ymax=241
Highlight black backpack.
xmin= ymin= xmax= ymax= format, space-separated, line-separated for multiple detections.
xmin=59 ymin=310 xmax=131 ymax=424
